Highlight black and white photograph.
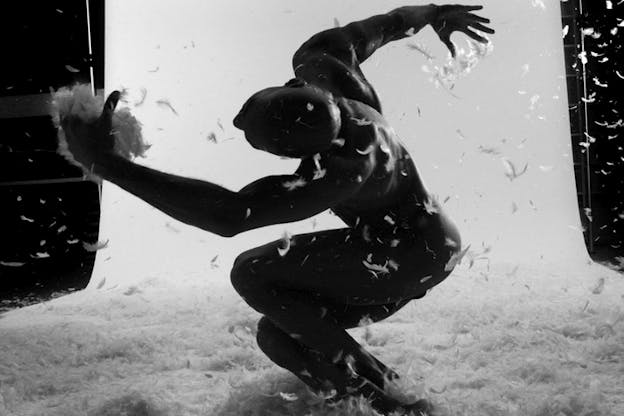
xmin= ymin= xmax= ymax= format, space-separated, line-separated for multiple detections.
xmin=1 ymin=1 xmax=623 ymax=415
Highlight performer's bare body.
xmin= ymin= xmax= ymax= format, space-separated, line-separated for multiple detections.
xmin=63 ymin=4 xmax=494 ymax=414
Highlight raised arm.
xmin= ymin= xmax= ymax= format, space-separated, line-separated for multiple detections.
xmin=293 ymin=5 xmax=494 ymax=110
xmin=296 ymin=4 xmax=493 ymax=65
xmin=294 ymin=6 xmax=431 ymax=69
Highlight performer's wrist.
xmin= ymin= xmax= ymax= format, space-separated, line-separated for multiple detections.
xmin=91 ymin=151 xmax=117 ymax=177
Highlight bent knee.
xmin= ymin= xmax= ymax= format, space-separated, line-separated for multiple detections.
xmin=230 ymin=251 xmax=255 ymax=291
xmin=256 ymin=316 xmax=276 ymax=343
xmin=257 ymin=316 xmax=273 ymax=332
xmin=230 ymin=250 xmax=276 ymax=300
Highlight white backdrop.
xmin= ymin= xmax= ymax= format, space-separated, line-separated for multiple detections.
xmin=91 ymin=0 xmax=588 ymax=289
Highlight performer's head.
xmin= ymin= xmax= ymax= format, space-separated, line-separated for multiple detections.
xmin=234 ymin=79 xmax=341 ymax=158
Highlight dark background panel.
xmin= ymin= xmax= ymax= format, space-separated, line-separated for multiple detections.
xmin=1 ymin=0 xmax=105 ymax=311
xmin=561 ymin=0 xmax=623 ymax=257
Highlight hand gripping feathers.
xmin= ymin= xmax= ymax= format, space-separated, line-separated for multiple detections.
xmin=50 ymin=84 xmax=150 ymax=179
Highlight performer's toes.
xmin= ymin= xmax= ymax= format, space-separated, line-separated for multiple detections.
xmin=399 ymin=398 xmax=435 ymax=415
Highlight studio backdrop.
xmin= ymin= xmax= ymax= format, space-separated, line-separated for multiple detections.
xmin=93 ymin=0 xmax=587 ymax=289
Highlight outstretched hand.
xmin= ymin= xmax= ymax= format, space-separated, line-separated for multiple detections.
xmin=61 ymin=91 xmax=121 ymax=169
xmin=431 ymin=5 xmax=495 ymax=57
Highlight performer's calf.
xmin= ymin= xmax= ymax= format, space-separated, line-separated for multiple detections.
xmin=256 ymin=316 xmax=422 ymax=414
xmin=230 ymin=260 xmax=385 ymax=385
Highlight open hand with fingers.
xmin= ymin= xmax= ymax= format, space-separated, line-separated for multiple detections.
xmin=431 ymin=4 xmax=494 ymax=57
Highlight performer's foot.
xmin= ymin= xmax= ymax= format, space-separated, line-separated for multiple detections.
xmin=396 ymin=398 xmax=435 ymax=415
xmin=350 ymin=379 xmax=435 ymax=416
xmin=319 ymin=374 xmax=434 ymax=415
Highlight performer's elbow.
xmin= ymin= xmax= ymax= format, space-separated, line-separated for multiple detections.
xmin=206 ymin=221 xmax=241 ymax=238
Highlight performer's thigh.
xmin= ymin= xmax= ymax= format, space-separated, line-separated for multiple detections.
xmin=231 ymin=228 xmax=449 ymax=306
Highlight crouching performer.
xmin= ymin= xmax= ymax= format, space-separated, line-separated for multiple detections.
xmin=62 ymin=4 xmax=493 ymax=414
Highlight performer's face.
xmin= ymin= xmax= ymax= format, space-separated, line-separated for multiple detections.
xmin=234 ymin=80 xmax=341 ymax=158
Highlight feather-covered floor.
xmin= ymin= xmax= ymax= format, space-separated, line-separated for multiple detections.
xmin=1 ymin=261 xmax=623 ymax=416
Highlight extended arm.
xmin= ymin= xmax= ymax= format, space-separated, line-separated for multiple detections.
xmin=61 ymin=92 xmax=375 ymax=237
xmin=93 ymin=154 xmax=244 ymax=237
xmin=93 ymin=151 xmax=372 ymax=238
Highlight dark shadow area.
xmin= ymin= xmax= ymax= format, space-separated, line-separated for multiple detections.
xmin=0 ymin=180 xmax=99 ymax=313
xmin=561 ymin=0 xmax=624 ymax=262
xmin=1 ymin=0 xmax=104 ymax=312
